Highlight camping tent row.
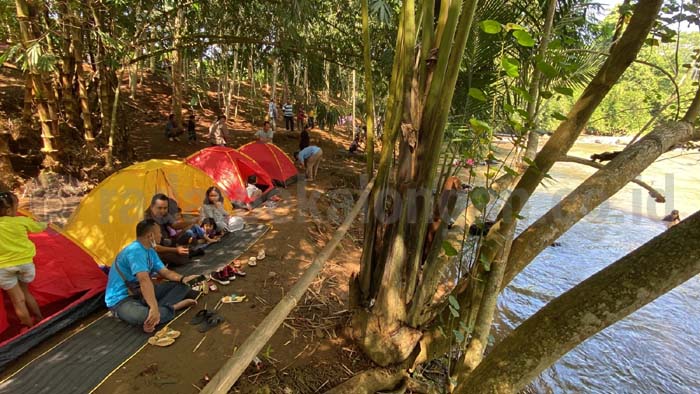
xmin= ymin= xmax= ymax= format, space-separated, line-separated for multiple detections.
xmin=0 ymin=143 xmax=296 ymax=368
xmin=65 ymin=143 xmax=297 ymax=268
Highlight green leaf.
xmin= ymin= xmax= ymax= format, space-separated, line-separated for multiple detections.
xmin=512 ymin=86 xmax=532 ymax=102
xmin=513 ymin=30 xmax=535 ymax=47
xmin=453 ymin=329 xmax=465 ymax=343
xmin=505 ymin=23 xmax=525 ymax=31
xmin=481 ymin=20 xmax=502 ymax=34
xmin=551 ymin=111 xmax=568 ymax=121
xmin=469 ymin=118 xmax=492 ymax=133
xmin=536 ymin=60 xmax=557 ymax=78
xmin=449 ymin=305 xmax=459 ymax=318
xmin=442 ymin=241 xmax=459 ymax=257
xmin=645 ymin=38 xmax=660 ymax=46
xmin=501 ymin=57 xmax=519 ymax=77
xmin=503 ymin=165 xmax=519 ymax=177
xmin=448 ymin=295 xmax=460 ymax=311
xmin=540 ymin=91 xmax=553 ymax=99
xmin=471 ymin=186 xmax=490 ymax=212
xmin=554 ymin=86 xmax=574 ymax=97
xmin=468 ymin=88 xmax=487 ymax=102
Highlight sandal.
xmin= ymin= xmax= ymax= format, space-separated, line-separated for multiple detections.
xmin=231 ymin=259 xmax=242 ymax=269
xmin=154 ymin=327 xmax=181 ymax=340
xmin=148 ymin=336 xmax=175 ymax=347
xmin=256 ymin=249 xmax=266 ymax=260
xmin=189 ymin=309 xmax=212 ymax=325
xmin=248 ymin=257 xmax=257 ymax=267
xmin=221 ymin=294 xmax=247 ymax=304
xmin=198 ymin=314 xmax=225 ymax=333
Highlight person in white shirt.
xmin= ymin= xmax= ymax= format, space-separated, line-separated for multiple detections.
xmin=208 ymin=115 xmax=228 ymax=146
xmin=268 ymin=100 xmax=278 ymax=131
xmin=254 ymin=121 xmax=274 ymax=143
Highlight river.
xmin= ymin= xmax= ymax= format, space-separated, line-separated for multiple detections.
xmin=494 ymin=141 xmax=700 ymax=393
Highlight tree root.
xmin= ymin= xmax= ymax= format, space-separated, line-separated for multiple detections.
xmin=324 ymin=369 xmax=408 ymax=394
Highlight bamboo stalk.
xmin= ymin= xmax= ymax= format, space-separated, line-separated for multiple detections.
xmin=200 ymin=176 xmax=376 ymax=394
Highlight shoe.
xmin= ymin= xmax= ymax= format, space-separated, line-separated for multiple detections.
xmin=220 ymin=265 xmax=237 ymax=281
xmin=174 ymin=137 xmax=181 ymax=141
xmin=257 ymin=249 xmax=266 ymax=260
xmin=248 ymin=257 xmax=257 ymax=267
xmin=210 ymin=270 xmax=231 ymax=285
xmin=169 ymin=137 xmax=174 ymax=142
xmin=230 ymin=267 xmax=247 ymax=277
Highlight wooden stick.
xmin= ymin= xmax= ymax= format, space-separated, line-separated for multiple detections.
xmin=193 ymin=335 xmax=207 ymax=353
xmin=200 ymin=176 xmax=376 ymax=394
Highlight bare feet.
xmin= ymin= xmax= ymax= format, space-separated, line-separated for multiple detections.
xmin=173 ymin=298 xmax=197 ymax=311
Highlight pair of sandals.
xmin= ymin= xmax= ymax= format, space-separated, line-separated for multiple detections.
xmin=248 ymin=249 xmax=266 ymax=267
xmin=189 ymin=309 xmax=225 ymax=333
xmin=147 ymin=326 xmax=181 ymax=347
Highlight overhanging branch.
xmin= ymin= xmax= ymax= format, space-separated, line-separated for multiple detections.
xmin=560 ymin=155 xmax=665 ymax=202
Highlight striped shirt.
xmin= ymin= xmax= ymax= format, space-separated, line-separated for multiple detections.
xmin=282 ymin=104 xmax=294 ymax=117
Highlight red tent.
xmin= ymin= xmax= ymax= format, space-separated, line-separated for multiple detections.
xmin=186 ymin=147 xmax=275 ymax=208
xmin=238 ymin=142 xmax=298 ymax=186
xmin=0 ymin=223 xmax=107 ymax=368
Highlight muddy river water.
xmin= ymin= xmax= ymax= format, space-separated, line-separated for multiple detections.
xmin=494 ymin=141 xmax=700 ymax=393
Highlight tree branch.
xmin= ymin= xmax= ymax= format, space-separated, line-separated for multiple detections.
xmin=560 ymin=155 xmax=666 ymax=202
xmin=456 ymin=211 xmax=700 ymax=394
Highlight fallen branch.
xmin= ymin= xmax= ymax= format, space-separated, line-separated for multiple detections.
xmin=560 ymin=155 xmax=665 ymax=202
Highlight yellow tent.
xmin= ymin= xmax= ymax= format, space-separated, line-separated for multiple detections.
xmin=63 ymin=159 xmax=232 ymax=266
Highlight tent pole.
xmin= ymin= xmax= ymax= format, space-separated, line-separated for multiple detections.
xmin=201 ymin=176 xmax=376 ymax=394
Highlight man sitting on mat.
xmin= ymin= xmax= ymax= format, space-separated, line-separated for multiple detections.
xmin=105 ymin=219 xmax=199 ymax=333
xmin=144 ymin=193 xmax=199 ymax=266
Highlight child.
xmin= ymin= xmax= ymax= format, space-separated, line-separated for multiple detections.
xmin=187 ymin=114 xmax=197 ymax=144
xmin=176 ymin=217 xmax=220 ymax=246
xmin=246 ymin=175 xmax=263 ymax=200
xmin=0 ymin=191 xmax=46 ymax=328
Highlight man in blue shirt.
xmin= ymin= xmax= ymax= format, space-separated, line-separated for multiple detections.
xmin=105 ymin=219 xmax=199 ymax=333
xmin=295 ymin=145 xmax=323 ymax=181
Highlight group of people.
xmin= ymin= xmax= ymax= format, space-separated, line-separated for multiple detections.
xmin=268 ymin=99 xmax=315 ymax=133
xmin=108 ymin=186 xmax=246 ymax=333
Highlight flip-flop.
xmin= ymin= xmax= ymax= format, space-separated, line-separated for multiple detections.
xmin=198 ymin=314 xmax=225 ymax=333
xmin=154 ymin=327 xmax=181 ymax=340
xmin=231 ymin=259 xmax=242 ymax=269
xmin=189 ymin=309 xmax=212 ymax=325
xmin=256 ymin=250 xmax=266 ymax=260
xmin=148 ymin=336 xmax=175 ymax=347
xmin=248 ymin=257 xmax=257 ymax=267
xmin=221 ymin=294 xmax=247 ymax=304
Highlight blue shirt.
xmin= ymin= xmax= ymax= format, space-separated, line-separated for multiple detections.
xmin=298 ymin=146 xmax=321 ymax=162
xmin=104 ymin=241 xmax=165 ymax=308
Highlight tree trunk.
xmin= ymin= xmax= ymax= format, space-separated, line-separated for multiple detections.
xmin=16 ymin=0 xmax=60 ymax=170
xmin=351 ymin=69 xmax=356 ymax=136
xmin=523 ymin=0 xmax=557 ymax=160
xmin=22 ymin=74 xmax=33 ymax=124
xmin=57 ymin=1 xmax=79 ymax=128
xmin=504 ymin=116 xmax=700 ymax=287
xmin=70 ymin=0 xmax=94 ymax=145
xmin=171 ymin=6 xmax=184 ymax=129
xmin=0 ymin=127 xmax=14 ymax=189
xmin=456 ymin=211 xmax=700 ymax=394
xmin=451 ymin=0 xmax=663 ymax=374
xmin=270 ymin=56 xmax=277 ymax=102
xmin=361 ymin=0 xmax=376 ymax=175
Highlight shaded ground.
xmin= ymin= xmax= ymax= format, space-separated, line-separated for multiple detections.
xmin=2 ymin=73 xmax=375 ymax=393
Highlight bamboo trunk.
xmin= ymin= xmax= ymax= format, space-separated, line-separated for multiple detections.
xmin=16 ymin=0 xmax=60 ymax=169
xmin=70 ymin=0 xmax=94 ymax=145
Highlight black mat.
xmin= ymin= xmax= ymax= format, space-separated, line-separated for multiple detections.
xmin=0 ymin=223 xmax=269 ymax=394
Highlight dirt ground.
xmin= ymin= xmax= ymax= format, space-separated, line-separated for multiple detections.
xmin=2 ymin=73 xmax=376 ymax=393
